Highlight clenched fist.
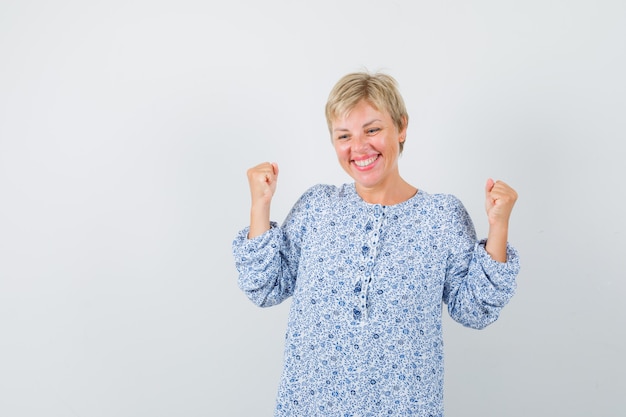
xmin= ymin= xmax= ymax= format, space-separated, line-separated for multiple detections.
xmin=485 ymin=178 xmax=517 ymax=227
xmin=247 ymin=162 xmax=279 ymax=206
xmin=247 ymin=162 xmax=279 ymax=239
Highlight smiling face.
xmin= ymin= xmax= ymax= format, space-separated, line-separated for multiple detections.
xmin=332 ymin=99 xmax=407 ymax=193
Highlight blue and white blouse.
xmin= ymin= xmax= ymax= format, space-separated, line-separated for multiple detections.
xmin=232 ymin=183 xmax=520 ymax=416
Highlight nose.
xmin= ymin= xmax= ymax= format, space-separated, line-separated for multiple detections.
xmin=352 ymin=133 xmax=369 ymax=151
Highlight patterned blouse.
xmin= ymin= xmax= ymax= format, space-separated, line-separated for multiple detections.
xmin=232 ymin=183 xmax=520 ymax=416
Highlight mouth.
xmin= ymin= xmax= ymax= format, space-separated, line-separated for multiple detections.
xmin=352 ymin=155 xmax=379 ymax=168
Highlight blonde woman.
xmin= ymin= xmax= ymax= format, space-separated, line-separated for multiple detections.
xmin=233 ymin=71 xmax=520 ymax=416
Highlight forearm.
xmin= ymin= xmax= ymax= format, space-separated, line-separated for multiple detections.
xmin=248 ymin=202 xmax=271 ymax=239
xmin=485 ymin=223 xmax=509 ymax=262
xmin=445 ymin=238 xmax=520 ymax=329
xmin=233 ymin=223 xmax=295 ymax=307
xmin=483 ymin=178 xmax=517 ymax=262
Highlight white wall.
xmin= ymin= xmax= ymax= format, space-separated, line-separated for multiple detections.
xmin=1 ymin=1 xmax=624 ymax=416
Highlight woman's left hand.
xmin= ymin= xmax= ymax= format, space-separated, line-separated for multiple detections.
xmin=484 ymin=179 xmax=518 ymax=228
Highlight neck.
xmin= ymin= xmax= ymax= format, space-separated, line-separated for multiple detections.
xmin=355 ymin=178 xmax=417 ymax=205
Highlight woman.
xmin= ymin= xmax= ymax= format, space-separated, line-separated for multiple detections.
xmin=232 ymin=71 xmax=520 ymax=416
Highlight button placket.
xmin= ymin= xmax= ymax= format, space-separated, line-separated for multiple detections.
xmin=358 ymin=204 xmax=386 ymax=321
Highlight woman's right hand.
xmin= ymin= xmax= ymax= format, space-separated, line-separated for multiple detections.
xmin=246 ymin=162 xmax=279 ymax=238
xmin=247 ymin=162 xmax=279 ymax=206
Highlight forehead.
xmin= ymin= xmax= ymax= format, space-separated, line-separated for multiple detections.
xmin=332 ymin=100 xmax=388 ymax=126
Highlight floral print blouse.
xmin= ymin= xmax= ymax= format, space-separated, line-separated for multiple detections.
xmin=232 ymin=183 xmax=520 ymax=416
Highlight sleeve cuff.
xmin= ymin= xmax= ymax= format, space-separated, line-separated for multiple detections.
xmin=232 ymin=221 xmax=280 ymax=257
xmin=475 ymin=239 xmax=521 ymax=277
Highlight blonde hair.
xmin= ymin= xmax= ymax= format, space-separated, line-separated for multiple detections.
xmin=325 ymin=71 xmax=409 ymax=153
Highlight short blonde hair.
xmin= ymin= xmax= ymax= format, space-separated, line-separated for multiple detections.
xmin=325 ymin=71 xmax=409 ymax=153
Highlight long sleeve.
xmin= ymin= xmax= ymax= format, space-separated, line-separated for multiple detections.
xmin=442 ymin=196 xmax=520 ymax=329
xmin=232 ymin=191 xmax=311 ymax=307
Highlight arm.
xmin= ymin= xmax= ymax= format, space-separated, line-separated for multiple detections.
xmin=247 ymin=162 xmax=279 ymax=239
xmin=232 ymin=221 xmax=299 ymax=307
xmin=232 ymin=162 xmax=306 ymax=307
xmin=484 ymin=178 xmax=518 ymax=262
xmin=443 ymin=194 xmax=520 ymax=329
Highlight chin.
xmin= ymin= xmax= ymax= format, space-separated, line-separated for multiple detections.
xmin=354 ymin=175 xmax=382 ymax=188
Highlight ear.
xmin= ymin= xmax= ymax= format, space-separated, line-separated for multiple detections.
xmin=399 ymin=116 xmax=408 ymax=142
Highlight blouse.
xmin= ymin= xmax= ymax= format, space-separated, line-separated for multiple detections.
xmin=232 ymin=183 xmax=520 ymax=416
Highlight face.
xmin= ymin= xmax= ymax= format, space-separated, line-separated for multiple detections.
xmin=331 ymin=99 xmax=406 ymax=192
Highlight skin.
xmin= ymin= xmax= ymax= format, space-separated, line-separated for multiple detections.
xmin=330 ymin=99 xmax=415 ymax=205
xmin=246 ymin=99 xmax=517 ymax=262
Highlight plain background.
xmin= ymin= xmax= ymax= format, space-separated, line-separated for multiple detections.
xmin=1 ymin=0 xmax=624 ymax=416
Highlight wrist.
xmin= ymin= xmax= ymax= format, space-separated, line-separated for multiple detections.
xmin=485 ymin=226 xmax=509 ymax=263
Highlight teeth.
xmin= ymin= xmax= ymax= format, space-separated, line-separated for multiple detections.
xmin=354 ymin=156 xmax=378 ymax=167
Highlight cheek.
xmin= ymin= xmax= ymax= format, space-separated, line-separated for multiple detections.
xmin=381 ymin=136 xmax=399 ymax=151
xmin=333 ymin=142 xmax=350 ymax=158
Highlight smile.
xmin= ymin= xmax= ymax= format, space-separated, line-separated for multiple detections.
xmin=353 ymin=155 xmax=379 ymax=167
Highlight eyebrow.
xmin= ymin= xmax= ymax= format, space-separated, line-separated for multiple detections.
xmin=333 ymin=119 xmax=382 ymax=132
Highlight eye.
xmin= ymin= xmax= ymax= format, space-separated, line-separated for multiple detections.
xmin=366 ymin=127 xmax=381 ymax=135
xmin=336 ymin=134 xmax=350 ymax=140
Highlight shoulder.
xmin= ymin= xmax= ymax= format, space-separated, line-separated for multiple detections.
xmin=418 ymin=191 xmax=465 ymax=212
xmin=297 ymin=183 xmax=352 ymax=205
xmin=414 ymin=192 xmax=471 ymax=230
xmin=288 ymin=184 xmax=354 ymax=220
xmin=414 ymin=192 xmax=475 ymax=239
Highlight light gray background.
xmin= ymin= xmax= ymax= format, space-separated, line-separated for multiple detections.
xmin=1 ymin=0 xmax=624 ymax=416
